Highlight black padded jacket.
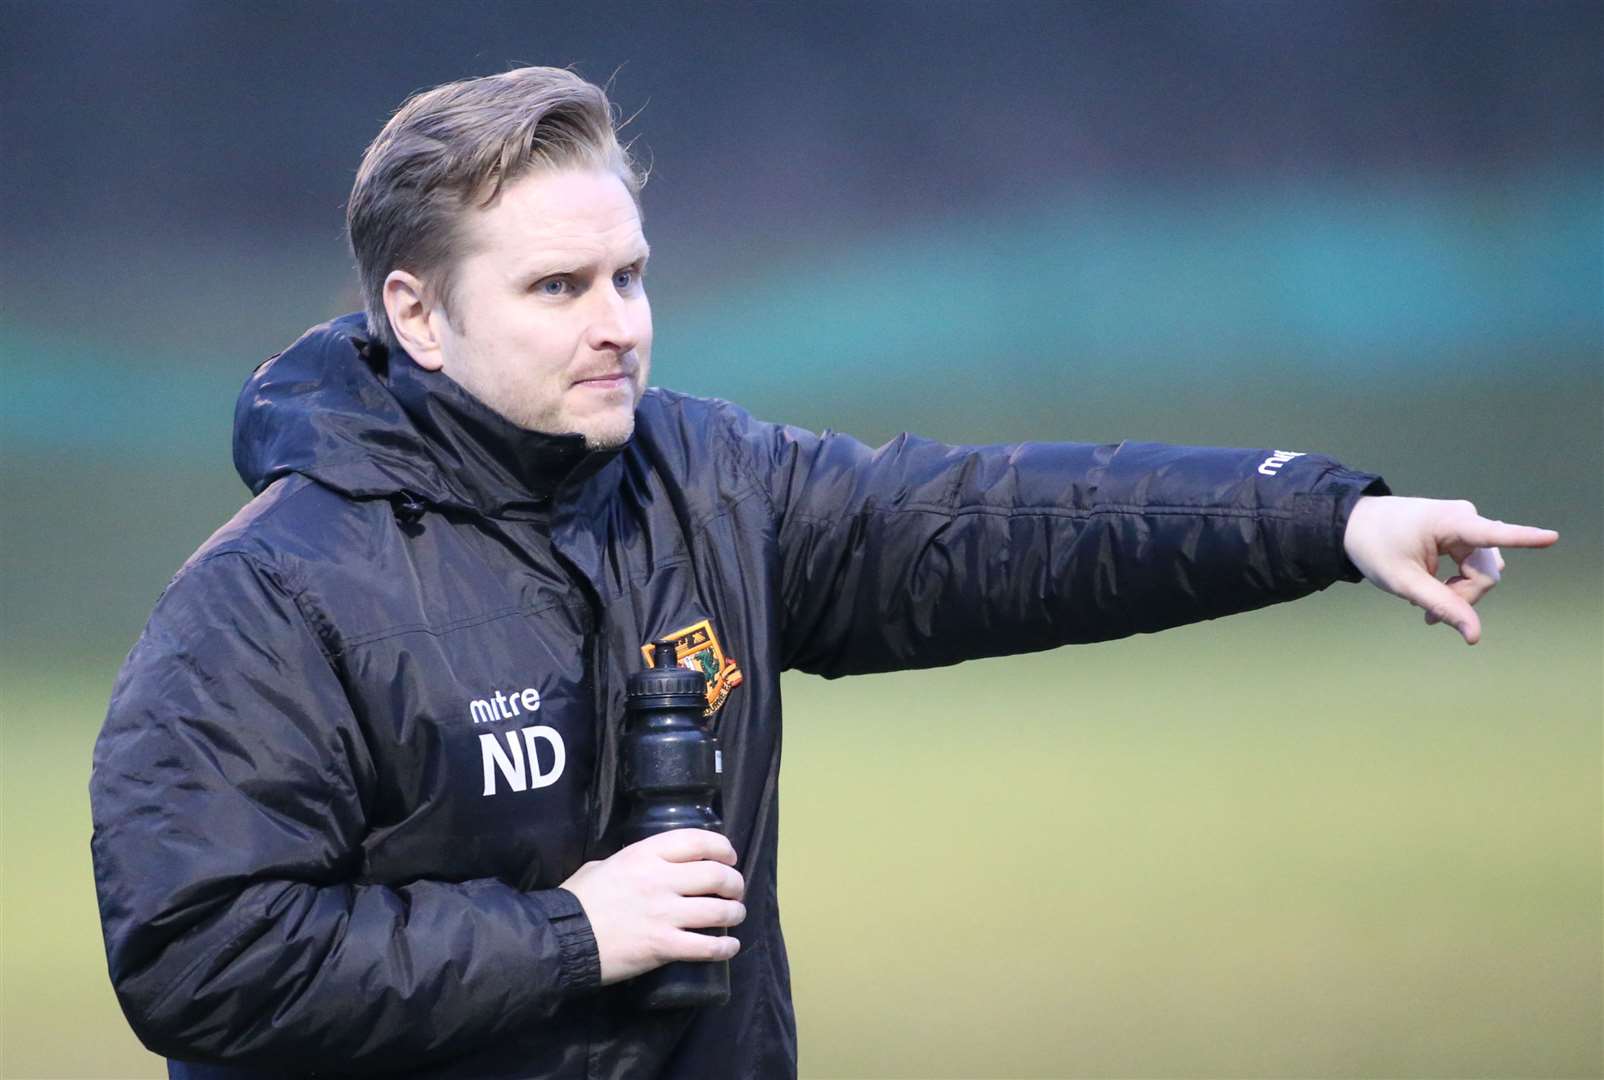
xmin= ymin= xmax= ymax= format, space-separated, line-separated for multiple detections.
xmin=89 ymin=313 xmax=1387 ymax=1077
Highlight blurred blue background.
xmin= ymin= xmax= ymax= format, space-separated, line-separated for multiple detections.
xmin=2 ymin=3 xmax=1599 ymax=1076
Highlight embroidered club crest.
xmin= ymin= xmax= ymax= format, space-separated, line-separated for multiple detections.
xmin=641 ymin=619 xmax=744 ymax=717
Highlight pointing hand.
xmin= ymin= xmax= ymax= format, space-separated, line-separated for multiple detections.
xmin=1341 ymin=496 xmax=1558 ymax=645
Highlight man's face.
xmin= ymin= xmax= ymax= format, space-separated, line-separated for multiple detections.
xmin=426 ymin=167 xmax=652 ymax=448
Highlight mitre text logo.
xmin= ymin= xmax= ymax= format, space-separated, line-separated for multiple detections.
xmin=470 ymin=684 xmax=566 ymax=797
xmin=1257 ymin=450 xmax=1306 ymax=477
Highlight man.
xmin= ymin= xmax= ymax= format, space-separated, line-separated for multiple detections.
xmin=89 ymin=66 xmax=1556 ymax=1078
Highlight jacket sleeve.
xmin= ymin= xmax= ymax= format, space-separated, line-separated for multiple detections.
xmin=89 ymin=551 xmax=601 ymax=1071
xmin=719 ymin=408 xmax=1388 ymax=677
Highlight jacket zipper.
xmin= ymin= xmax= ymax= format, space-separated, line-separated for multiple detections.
xmin=580 ymin=608 xmax=608 ymax=864
xmin=544 ymin=462 xmax=617 ymax=868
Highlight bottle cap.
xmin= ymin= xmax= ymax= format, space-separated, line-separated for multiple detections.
xmin=626 ymin=640 xmax=707 ymax=706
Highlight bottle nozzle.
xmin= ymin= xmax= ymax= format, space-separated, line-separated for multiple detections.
xmin=652 ymin=640 xmax=679 ymax=669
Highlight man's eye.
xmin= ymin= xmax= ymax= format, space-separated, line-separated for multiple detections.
xmin=537 ymin=278 xmax=570 ymax=296
xmin=613 ymin=268 xmax=639 ymax=290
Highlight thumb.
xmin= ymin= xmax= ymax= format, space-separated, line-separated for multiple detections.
xmin=1395 ymin=566 xmax=1482 ymax=644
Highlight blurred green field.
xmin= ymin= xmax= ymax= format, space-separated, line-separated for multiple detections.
xmin=2 ymin=585 xmax=1597 ymax=1078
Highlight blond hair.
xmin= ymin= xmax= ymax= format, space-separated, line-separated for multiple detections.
xmin=347 ymin=66 xmax=644 ymax=353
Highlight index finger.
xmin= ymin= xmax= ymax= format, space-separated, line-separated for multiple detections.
xmin=639 ymin=828 xmax=738 ymax=865
xmin=1449 ymin=519 xmax=1559 ymax=550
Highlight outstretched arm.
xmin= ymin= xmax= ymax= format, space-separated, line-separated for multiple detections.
xmin=715 ymin=402 xmax=1389 ymax=676
xmin=1342 ymin=496 xmax=1559 ymax=644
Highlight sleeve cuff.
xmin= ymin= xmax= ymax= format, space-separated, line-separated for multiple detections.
xmin=1295 ymin=466 xmax=1392 ymax=585
xmin=532 ymin=887 xmax=602 ymax=995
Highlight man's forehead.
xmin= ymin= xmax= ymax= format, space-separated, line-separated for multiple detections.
xmin=461 ymin=168 xmax=647 ymax=268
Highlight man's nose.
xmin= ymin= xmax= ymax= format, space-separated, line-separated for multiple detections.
xmin=583 ymin=285 xmax=640 ymax=355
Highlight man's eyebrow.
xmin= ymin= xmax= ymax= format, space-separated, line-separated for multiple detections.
xmin=514 ymin=243 xmax=650 ymax=280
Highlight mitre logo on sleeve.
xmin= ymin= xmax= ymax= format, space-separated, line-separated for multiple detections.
xmin=641 ymin=618 xmax=743 ymax=716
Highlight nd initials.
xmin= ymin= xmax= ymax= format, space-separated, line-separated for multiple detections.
xmin=480 ymin=725 xmax=566 ymax=796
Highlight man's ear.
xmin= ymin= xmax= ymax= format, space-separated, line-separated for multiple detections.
xmin=382 ymin=270 xmax=447 ymax=371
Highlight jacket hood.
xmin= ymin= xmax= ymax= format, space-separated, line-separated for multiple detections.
xmin=234 ymin=313 xmax=618 ymax=517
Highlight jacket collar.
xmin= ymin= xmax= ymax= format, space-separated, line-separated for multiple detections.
xmin=377 ymin=340 xmax=612 ymax=516
xmin=234 ymin=313 xmax=624 ymax=522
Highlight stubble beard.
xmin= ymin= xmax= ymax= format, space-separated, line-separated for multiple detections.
xmin=448 ymin=347 xmax=644 ymax=450
xmin=579 ymin=410 xmax=637 ymax=450
xmin=494 ymin=380 xmax=640 ymax=451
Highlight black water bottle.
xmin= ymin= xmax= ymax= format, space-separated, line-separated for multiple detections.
xmin=621 ymin=640 xmax=731 ymax=1009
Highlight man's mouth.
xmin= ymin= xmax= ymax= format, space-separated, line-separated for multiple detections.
xmin=572 ymin=354 xmax=639 ymax=391
xmin=572 ymin=372 xmax=631 ymax=390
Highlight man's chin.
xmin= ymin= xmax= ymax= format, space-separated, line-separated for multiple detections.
xmin=578 ymin=413 xmax=637 ymax=451
xmin=582 ymin=431 xmax=632 ymax=451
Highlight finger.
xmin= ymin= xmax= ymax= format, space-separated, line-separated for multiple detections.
xmin=671 ymin=861 xmax=746 ymax=900
xmin=1425 ymin=571 xmax=1496 ymax=625
xmin=1395 ymin=566 xmax=1482 ymax=644
xmin=661 ymin=928 xmax=741 ymax=963
xmin=1446 ymin=519 xmax=1558 ymax=550
xmin=1430 ymin=571 xmax=1475 ymax=622
xmin=676 ymin=896 xmax=747 ymax=930
xmin=1421 ymin=546 xmax=1502 ymax=625
xmin=641 ymin=829 xmax=738 ymax=866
